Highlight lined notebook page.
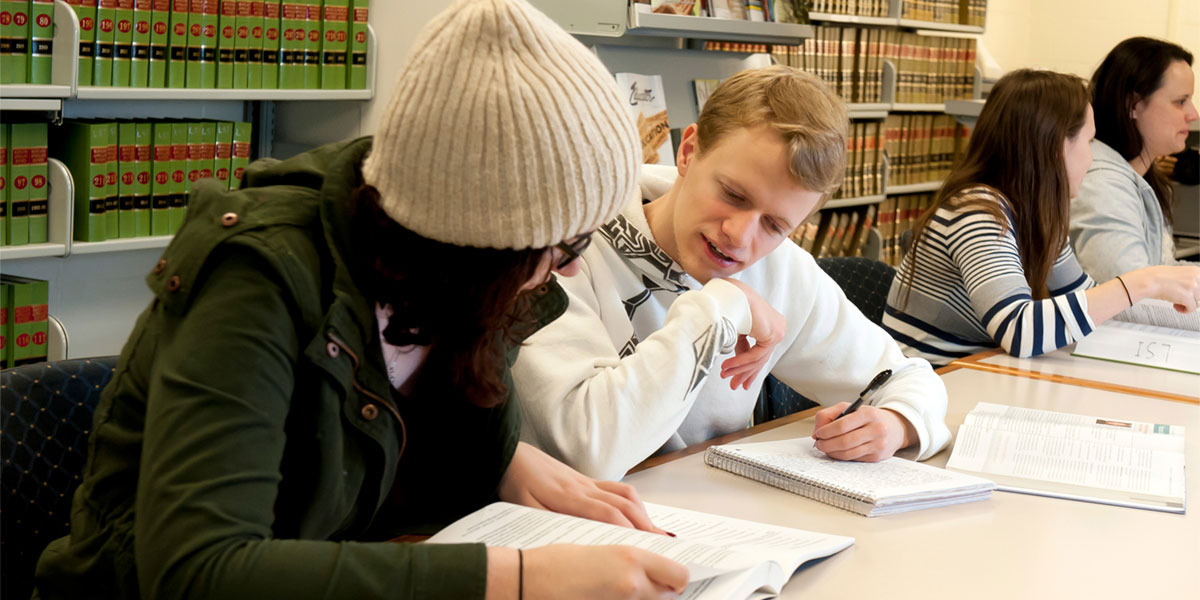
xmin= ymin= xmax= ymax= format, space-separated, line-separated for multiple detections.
xmin=707 ymin=437 xmax=993 ymax=508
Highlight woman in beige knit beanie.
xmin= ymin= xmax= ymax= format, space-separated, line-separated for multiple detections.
xmin=32 ymin=0 xmax=687 ymax=599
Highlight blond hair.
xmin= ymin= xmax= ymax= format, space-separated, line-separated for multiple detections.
xmin=696 ymin=65 xmax=847 ymax=196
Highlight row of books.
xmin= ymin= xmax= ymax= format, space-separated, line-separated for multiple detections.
xmin=766 ymin=28 xmax=977 ymax=105
xmin=884 ymin=113 xmax=967 ymax=186
xmin=901 ymin=0 xmax=987 ymax=26
xmin=1 ymin=120 xmax=50 ymax=247
xmin=834 ymin=120 xmax=884 ymax=200
xmin=53 ymin=118 xmax=252 ymax=242
xmin=0 ymin=0 xmax=55 ymax=84
xmin=0 ymin=275 xmax=49 ymax=368
xmin=790 ymin=204 xmax=878 ymax=260
xmin=634 ymin=0 xmax=797 ymax=22
xmin=62 ymin=0 xmax=369 ymax=90
xmin=809 ymin=0 xmax=888 ymax=17
xmin=789 ymin=191 xmax=937 ymax=265
xmin=810 ymin=0 xmax=988 ymax=26
xmin=877 ymin=192 xmax=934 ymax=266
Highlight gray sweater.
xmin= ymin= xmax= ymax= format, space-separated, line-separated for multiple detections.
xmin=1070 ymin=140 xmax=1177 ymax=282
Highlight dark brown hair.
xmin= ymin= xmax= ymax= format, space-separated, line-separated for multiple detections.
xmin=350 ymin=185 xmax=549 ymax=408
xmin=1091 ymin=37 xmax=1194 ymax=225
xmin=900 ymin=70 xmax=1089 ymax=305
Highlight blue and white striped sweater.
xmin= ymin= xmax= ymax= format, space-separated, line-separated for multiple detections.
xmin=882 ymin=188 xmax=1096 ymax=366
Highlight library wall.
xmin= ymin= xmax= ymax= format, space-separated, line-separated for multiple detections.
xmin=982 ymin=0 xmax=1200 ymax=82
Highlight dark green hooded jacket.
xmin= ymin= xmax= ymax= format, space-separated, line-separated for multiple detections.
xmin=35 ymin=137 xmax=567 ymax=599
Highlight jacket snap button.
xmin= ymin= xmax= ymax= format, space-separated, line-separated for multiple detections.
xmin=153 ymin=259 xmax=166 ymax=274
xmin=360 ymin=404 xmax=379 ymax=421
xmin=221 ymin=212 xmax=239 ymax=227
xmin=166 ymin=276 xmax=181 ymax=292
xmin=536 ymin=285 xmax=548 ymax=296
xmin=325 ymin=342 xmax=340 ymax=358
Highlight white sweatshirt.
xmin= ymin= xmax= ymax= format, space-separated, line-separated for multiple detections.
xmin=512 ymin=165 xmax=951 ymax=480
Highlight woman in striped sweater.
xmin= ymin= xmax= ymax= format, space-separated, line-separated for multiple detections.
xmin=883 ymin=69 xmax=1200 ymax=366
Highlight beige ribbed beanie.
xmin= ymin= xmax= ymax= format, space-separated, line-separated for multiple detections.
xmin=362 ymin=0 xmax=641 ymax=250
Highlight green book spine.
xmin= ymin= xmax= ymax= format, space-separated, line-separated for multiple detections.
xmin=93 ymin=0 xmax=116 ymax=86
xmin=260 ymin=0 xmax=278 ymax=88
xmin=301 ymin=0 xmax=319 ymax=89
xmin=215 ymin=0 xmax=234 ymax=87
xmin=150 ymin=122 xmax=171 ymax=235
xmin=186 ymin=0 xmax=217 ymax=88
xmin=117 ymin=121 xmax=137 ymax=237
xmin=5 ymin=277 xmax=32 ymax=366
xmin=1 ymin=0 xmax=30 ymax=84
xmin=51 ymin=120 xmax=107 ymax=242
xmin=147 ymin=0 xmax=168 ymax=85
xmin=279 ymin=1 xmax=304 ymax=88
xmin=104 ymin=121 xmax=119 ymax=238
xmin=0 ymin=283 xmax=8 ymax=366
xmin=7 ymin=122 xmax=31 ymax=246
xmin=134 ymin=122 xmax=152 ymax=236
xmin=112 ymin=0 xmax=134 ymax=85
xmin=213 ymin=120 xmax=232 ymax=188
xmin=70 ymin=0 xmax=96 ymax=86
xmin=185 ymin=121 xmax=202 ymax=226
xmin=167 ymin=0 xmax=187 ymax=86
xmin=229 ymin=120 xmax=250 ymax=189
xmin=129 ymin=0 xmax=152 ymax=86
xmin=244 ymin=0 xmax=261 ymax=87
xmin=1 ymin=123 xmax=8 ymax=246
xmin=168 ymin=121 xmax=187 ymax=232
xmin=199 ymin=120 xmax=216 ymax=184
xmin=3 ymin=275 xmax=49 ymax=364
xmin=29 ymin=277 xmax=48 ymax=362
xmin=26 ymin=122 xmax=47 ymax=244
xmin=348 ymin=0 xmax=365 ymax=89
xmin=231 ymin=0 xmax=248 ymax=87
xmin=29 ymin=0 xmax=54 ymax=84
xmin=318 ymin=0 xmax=345 ymax=90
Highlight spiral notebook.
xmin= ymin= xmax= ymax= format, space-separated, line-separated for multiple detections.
xmin=705 ymin=438 xmax=995 ymax=517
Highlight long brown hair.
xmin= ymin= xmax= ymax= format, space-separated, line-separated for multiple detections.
xmin=1091 ymin=37 xmax=1194 ymax=226
xmin=350 ymin=184 xmax=549 ymax=408
xmin=899 ymin=70 xmax=1089 ymax=305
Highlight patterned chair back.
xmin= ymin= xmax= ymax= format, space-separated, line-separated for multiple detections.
xmin=1 ymin=356 xmax=119 ymax=600
xmin=816 ymin=256 xmax=897 ymax=325
xmin=755 ymin=257 xmax=897 ymax=424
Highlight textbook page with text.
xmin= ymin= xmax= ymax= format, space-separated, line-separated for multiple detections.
xmin=426 ymin=501 xmax=854 ymax=600
xmin=946 ymin=402 xmax=1186 ymax=513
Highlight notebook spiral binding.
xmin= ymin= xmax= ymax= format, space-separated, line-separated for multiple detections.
xmin=705 ymin=446 xmax=877 ymax=516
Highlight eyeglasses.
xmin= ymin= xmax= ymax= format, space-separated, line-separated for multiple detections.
xmin=555 ymin=232 xmax=593 ymax=269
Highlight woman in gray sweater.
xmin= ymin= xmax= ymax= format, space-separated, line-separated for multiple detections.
xmin=1072 ymin=37 xmax=1198 ymax=282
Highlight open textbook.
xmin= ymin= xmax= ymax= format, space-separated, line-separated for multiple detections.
xmin=705 ymin=437 xmax=994 ymax=517
xmin=1112 ymin=298 xmax=1200 ymax=332
xmin=426 ymin=501 xmax=854 ymax=600
xmin=946 ymin=402 xmax=1186 ymax=513
xmin=1072 ymin=318 xmax=1200 ymax=375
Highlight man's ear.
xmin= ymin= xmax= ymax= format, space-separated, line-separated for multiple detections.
xmin=677 ymin=123 xmax=701 ymax=177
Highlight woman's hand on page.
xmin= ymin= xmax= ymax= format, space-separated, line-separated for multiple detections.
xmin=487 ymin=545 xmax=687 ymax=599
xmin=719 ymin=278 xmax=786 ymax=390
xmin=1127 ymin=265 xmax=1200 ymax=313
xmin=811 ymin=404 xmax=915 ymax=462
xmin=498 ymin=442 xmax=667 ymax=534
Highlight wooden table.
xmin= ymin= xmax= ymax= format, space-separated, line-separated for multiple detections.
xmin=952 ymin=347 xmax=1199 ymax=404
xmin=623 ymin=366 xmax=1200 ymax=599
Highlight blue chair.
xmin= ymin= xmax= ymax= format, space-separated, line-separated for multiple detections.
xmin=1 ymin=356 xmax=119 ymax=600
xmin=754 ymin=257 xmax=897 ymax=423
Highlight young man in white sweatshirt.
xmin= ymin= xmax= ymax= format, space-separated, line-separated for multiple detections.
xmin=511 ymin=66 xmax=950 ymax=481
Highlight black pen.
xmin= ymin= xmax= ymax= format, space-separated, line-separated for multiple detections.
xmin=836 ymin=369 xmax=893 ymax=420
